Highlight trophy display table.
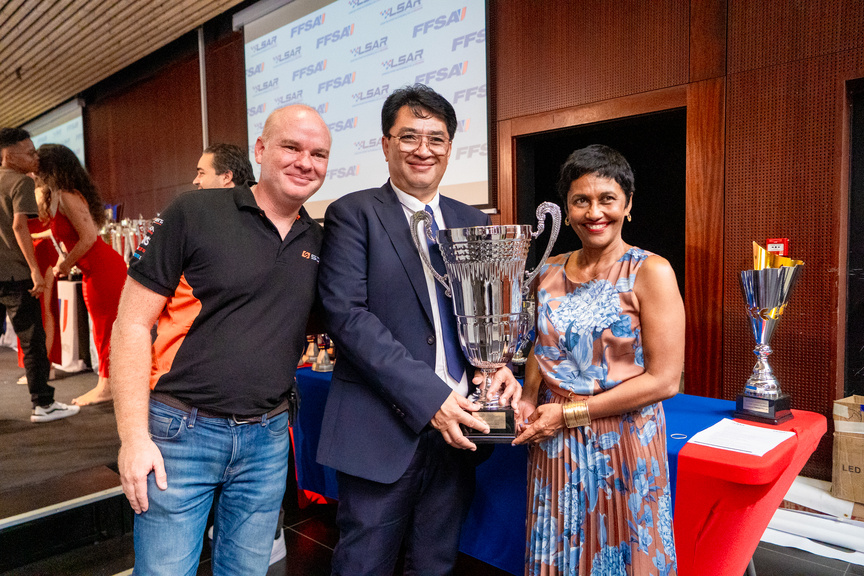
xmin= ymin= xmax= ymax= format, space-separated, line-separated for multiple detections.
xmin=292 ymin=368 xmax=826 ymax=575
xmin=668 ymin=394 xmax=826 ymax=576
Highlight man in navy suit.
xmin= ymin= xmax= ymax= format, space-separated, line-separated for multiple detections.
xmin=317 ymin=84 xmax=522 ymax=575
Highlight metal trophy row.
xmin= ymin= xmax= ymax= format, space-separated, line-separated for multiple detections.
xmin=299 ymin=334 xmax=335 ymax=372
xmin=100 ymin=217 xmax=152 ymax=265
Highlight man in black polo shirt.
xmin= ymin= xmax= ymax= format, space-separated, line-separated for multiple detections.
xmin=111 ymin=104 xmax=330 ymax=576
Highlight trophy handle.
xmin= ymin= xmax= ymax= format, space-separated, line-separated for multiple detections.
xmin=410 ymin=209 xmax=453 ymax=297
xmin=523 ymin=201 xmax=562 ymax=296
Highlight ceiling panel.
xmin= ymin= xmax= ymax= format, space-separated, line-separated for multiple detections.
xmin=0 ymin=0 xmax=246 ymax=128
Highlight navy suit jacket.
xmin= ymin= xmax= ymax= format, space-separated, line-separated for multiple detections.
xmin=316 ymin=182 xmax=491 ymax=483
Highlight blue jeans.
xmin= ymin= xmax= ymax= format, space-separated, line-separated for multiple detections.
xmin=133 ymin=400 xmax=291 ymax=576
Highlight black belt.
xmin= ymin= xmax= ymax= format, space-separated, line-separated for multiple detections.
xmin=150 ymin=391 xmax=291 ymax=424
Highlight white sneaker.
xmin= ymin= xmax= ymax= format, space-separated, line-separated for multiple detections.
xmin=270 ymin=527 xmax=286 ymax=565
xmin=31 ymin=401 xmax=80 ymax=422
xmin=208 ymin=525 xmax=285 ymax=566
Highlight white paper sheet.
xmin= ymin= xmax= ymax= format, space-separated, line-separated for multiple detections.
xmin=686 ymin=418 xmax=795 ymax=456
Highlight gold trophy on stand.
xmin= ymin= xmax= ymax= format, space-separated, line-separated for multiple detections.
xmin=735 ymin=242 xmax=804 ymax=424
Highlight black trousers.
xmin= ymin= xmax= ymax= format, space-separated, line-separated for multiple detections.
xmin=0 ymin=280 xmax=52 ymax=406
xmin=331 ymin=428 xmax=479 ymax=576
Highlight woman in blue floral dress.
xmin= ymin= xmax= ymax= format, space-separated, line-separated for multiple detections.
xmin=514 ymin=145 xmax=684 ymax=576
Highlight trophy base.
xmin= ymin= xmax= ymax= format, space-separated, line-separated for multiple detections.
xmin=734 ymin=393 xmax=793 ymax=425
xmin=460 ymin=407 xmax=516 ymax=443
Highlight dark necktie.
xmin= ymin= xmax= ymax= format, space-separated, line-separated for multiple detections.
xmin=424 ymin=205 xmax=465 ymax=384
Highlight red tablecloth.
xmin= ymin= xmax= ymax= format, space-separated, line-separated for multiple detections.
xmin=673 ymin=409 xmax=827 ymax=576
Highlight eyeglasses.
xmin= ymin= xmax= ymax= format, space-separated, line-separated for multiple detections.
xmin=387 ymin=133 xmax=451 ymax=155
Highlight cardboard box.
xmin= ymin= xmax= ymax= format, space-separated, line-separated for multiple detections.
xmin=831 ymin=395 xmax=864 ymax=503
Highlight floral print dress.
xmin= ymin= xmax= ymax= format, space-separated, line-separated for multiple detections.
xmin=526 ymin=248 xmax=676 ymax=576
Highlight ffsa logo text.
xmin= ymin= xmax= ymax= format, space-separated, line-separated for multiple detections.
xmin=291 ymin=13 xmax=326 ymax=37
xmin=413 ymin=7 xmax=467 ymax=37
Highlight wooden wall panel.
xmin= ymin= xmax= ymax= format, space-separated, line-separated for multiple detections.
xmin=491 ymin=0 xmax=689 ymax=121
xmin=205 ymin=31 xmax=248 ymax=150
xmin=689 ymin=0 xmax=727 ymax=81
xmin=728 ymin=0 xmax=864 ymax=74
xmin=85 ymin=55 xmax=202 ymax=218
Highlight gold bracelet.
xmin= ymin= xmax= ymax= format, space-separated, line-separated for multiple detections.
xmin=571 ymin=401 xmax=586 ymax=428
xmin=562 ymin=402 xmax=577 ymax=428
xmin=577 ymin=400 xmax=591 ymax=428
xmin=562 ymin=400 xmax=591 ymax=428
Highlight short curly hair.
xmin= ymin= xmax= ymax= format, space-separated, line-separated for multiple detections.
xmin=556 ymin=144 xmax=634 ymax=205
xmin=0 ymin=127 xmax=31 ymax=152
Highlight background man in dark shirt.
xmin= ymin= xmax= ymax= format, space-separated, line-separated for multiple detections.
xmin=193 ymin=142 xmax=254 ymax=190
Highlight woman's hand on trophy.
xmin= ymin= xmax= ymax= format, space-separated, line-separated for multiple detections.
xmin=431 ymin=391 xmax=490 ymax=451
xmin=511 ymin=403 xmax=565 ymax=445
xmin=515 ymin=399 xmax=537 ymax=434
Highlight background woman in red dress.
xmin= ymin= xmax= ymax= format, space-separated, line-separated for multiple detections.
xmin=37 ymin=144 xmax=126 ymax=406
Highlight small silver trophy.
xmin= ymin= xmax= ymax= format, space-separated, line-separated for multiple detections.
xmin=411 ymin=202 xmax=561 ymax=442
xmin=299 ymin=335 xmax=319 ymax=367
xmin=312 ymin=334 xmax=334 ymax=373
xmin=735 ymin=243 xmax=804 ymax=425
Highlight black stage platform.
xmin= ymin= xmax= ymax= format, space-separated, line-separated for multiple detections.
xmin=0 ymin=345 xmax=130 ymax=572
xmin=0 ymin=346 xmax=120 ymax=495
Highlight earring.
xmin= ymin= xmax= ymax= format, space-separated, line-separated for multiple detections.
xmin=565 ymin=216 xmax=570 ymax=226
xmin=626 ymin=213 xmax=632 ymax=222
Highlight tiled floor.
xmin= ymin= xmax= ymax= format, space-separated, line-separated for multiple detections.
xmin=751 ymin=542 xmax=864 ymax=576
xmin=4 ymin=499 xmax=864 ymax=576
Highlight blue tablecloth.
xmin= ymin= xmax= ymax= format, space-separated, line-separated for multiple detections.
xmin=293 ymin=368 xmax=340 ymax=499
xmin=293 ymin=368 xmax=734 ymax=575
xmin=663 ymin=393 xmax=737 ymax=507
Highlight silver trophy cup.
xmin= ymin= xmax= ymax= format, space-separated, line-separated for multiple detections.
xmin=734 ymin=265 xmax=803 ymax=424
xmin=411 ymin=202 xmax=561 ymax=442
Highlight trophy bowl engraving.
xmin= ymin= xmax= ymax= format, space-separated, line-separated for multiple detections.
xmin=440 ymin=225 xmax=533 ymax=322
